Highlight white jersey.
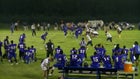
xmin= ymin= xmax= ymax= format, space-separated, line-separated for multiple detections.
xmin=80 ymin=40 xmax=87 ymax=47
xmin=15 ymin=22 xmax=18 ymax=26
xmin=106 ymin=32 xmax=112 ymax=38
xmin=86 ymin=34 xmax=92 ymax=41
xmin=117 ymin=27 xmax=122 ymax=31
xmin=31 ymin=24 xmax=35 ymax=30
xmin=41 ymin=58 xmax=50 ymax=67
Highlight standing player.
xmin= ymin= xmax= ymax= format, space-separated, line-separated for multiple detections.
xmin=30 ymin=45 xmax=36 ymax=62
xmin=0 ymin=41 xmax=3 ymax=62
xmin=18 ymin=41 xmax=26 ymax=62
xmin=117 ymin=26 xmax=122 ymax=38
xmin=14 ymin=20 xmax=19 ymax=31
xmin=8 ymin=40 xmax=18 ymax=65
xmin=54 ymin=46 xmax=63 ymax=59
xmin=31 ymin=23 xmax=36 ymax=36
xmin=3 ymin=36 xmax=9 ymax=59
xmin=41 ymin=32 xmax=48 ymax=44
xmin=79 ymin=38 xmax=87 ymax=48
xmin=62 ymin=24 xmax=68 ymax=37
xmin=74 ymin=26 xmax=82 ymax=39
xmin=130 ymin=47 xmax=136 ymax=63
xmin=10 ymin=23 xmax=15 ymax=35
xmin=37 ymin=23 xmax=40 ymax=31
xmin=19 ymin=33 xmax=26 ymax=43
xmin=47 ymin=23 xmax=50 ymax=31
xmin=45 ymin=40 xmax=54 ymax=57
xmin=105 ymin=31 xmax=112 ymax=42
xmin=133 ymin=41 xmax=140 ymax=67
xmin=24 ymin=47 xmax=32 ymax=64
xmin=40 ymin=57 xmax=54 ymax=79
xmin=86 ymin=32 xmax=93 ymax=46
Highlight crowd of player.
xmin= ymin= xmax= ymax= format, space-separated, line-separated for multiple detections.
xmin=53 ymin=40 xmax=140 ymax=70
xmin=0 ymin=33 xmax=37 ymax=65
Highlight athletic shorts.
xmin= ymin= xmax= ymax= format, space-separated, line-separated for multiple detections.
xmin=41 ymin=66 xmax=48 ymax=71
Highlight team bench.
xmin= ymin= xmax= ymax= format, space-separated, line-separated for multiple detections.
xmin=58 ymin=66 xmax=118 ymax=79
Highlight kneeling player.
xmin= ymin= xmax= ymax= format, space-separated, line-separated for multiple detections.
xmin=54 ymin=50 xmax=67 ymax=68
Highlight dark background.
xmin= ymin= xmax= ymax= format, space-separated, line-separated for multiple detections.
xmin=0 ymin=0 xmax=140 ymax=23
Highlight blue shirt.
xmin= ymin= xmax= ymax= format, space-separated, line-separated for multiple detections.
xmin=0 ymin=42 xmax=2 ymax=51
xmin=9 ymin=44 xmax=17 ymax=54
xmin=90 ymin=55 xmax=101 ymax=64
xmin=18 ymin=42 xmax=26 ymax=52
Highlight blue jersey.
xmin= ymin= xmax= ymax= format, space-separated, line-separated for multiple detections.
xmin=112 ymin=48 xmax=122 ymax=61
xmin=70 ymin=54 xmax=78 ymax=61
xmin=90 ymin=55 xmax=101 ymax=68
xmin=121 ymin=54 xmax=127 ymax=62
xmin=8 ymin=44 xmax=17 ymax=54
xmin=121 ymin=48 xmax=129 ymax=56
xmin=70 ymin=48 xmax=77 ymax=54
xmin=63 ymin=25 xmax=68 ymax=36
xmin=25 ymin=49 xmax=32 ymax=57
xmin=112 ymin=48 xmax=122 ymax=55
xmin=54 ymin=48 xmax=63 ymax=59
xmin=75 ymin=27 xmax=82 ymax=38
xmin=70 ymin=53 xmax=79 ymax=66
xmin=57 ymin=54 xmax=67 ymax=67
xmin=30 ymin=48 xmax=36 ymax=55
xmin=8 ymin=44 xmax=17 ymax=59
xmin=78 ymin=47 xmax=86 ymax=59
xmin=133 ymin=45 xmax=140 ymax=54
xmin=102 ymin=55 xmax=112 ymax=68
xmin=77 ymin=54 xmax=84 ymax=66
xmin=24 ymin=49 xmax=32 ymax=64
xmin=130 ymin=48 xmax=135 ymax=63
xmin=57 ymin=54 xmax=66 ymax=63
xmin=30 ymin=47 xmax=36 ymax=59
xmin=63 ymin=25 xmax=68 ymax=32
xmin=0 ymin=42 xmax=2 ymax=56
xmin=18 ymin=42 xmax=26 ymax=52
xmin=41 ymin=32 xmax=48 ymax=40
xmin=0 ymin=42 xmax=2 ymax=51
xmin=114 ymin=54 xmax=124 ymax=70
xmin=54 ymin=54 xmax=67 ymax=68
xmin=96 ymin=47 xmax=106 ymax=58
xmin=19 ymin=34 xmax=26 ymax=43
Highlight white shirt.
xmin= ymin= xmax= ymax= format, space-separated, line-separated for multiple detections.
xmin=106 ymin=32 xmax=112 ymax=38
xmin=80 ymin=40 xmax=87 ymax=47
xmin=41 ymin=58 xmax=50 ymax=67
xmin=86 ymin=34 xmax=92 ymax=41
xmin=15 ymin=22 xmax=18 ymax=26
xmin=31 ymin=24 xmax=35 ymax=29
xmin=117 ymin=27 xmax=122 ymax=31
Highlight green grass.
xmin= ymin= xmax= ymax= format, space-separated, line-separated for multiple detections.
xmin=0 ymin=27 xmax=140 ymax=79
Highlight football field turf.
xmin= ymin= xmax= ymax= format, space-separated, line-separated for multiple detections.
xmin=0 ymin=28 xmax=140 ymax=79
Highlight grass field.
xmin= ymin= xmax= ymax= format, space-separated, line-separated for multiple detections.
xmin=0 ymin=26 xmax=140 ymax=79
